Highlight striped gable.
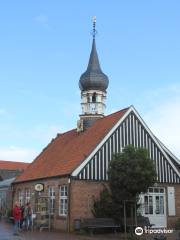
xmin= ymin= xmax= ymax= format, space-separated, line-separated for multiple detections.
xmin=72 ymin=106 xmax=180 ymax=183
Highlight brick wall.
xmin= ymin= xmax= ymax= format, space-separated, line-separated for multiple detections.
xmin=166 ymin=183 xmax=180 ymax=228
xmin=13 ymin=179 xmax=180 ymax=231
xmin=69 ymin=179 xmax=105 ymax=230
xmin=13 ymin=177 xmax=69 ymax=231
xmin=69 ymin=181 xmax=180 ymax=230
xmin=13 ymin=178 xmax=105 ymax=231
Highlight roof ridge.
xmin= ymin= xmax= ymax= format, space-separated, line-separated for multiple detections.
xmin=0 ymin=160 xmax=29 ymax=164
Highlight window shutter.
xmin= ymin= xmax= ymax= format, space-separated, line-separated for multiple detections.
xmin=167 ymin=187 xmax=175 ymax=216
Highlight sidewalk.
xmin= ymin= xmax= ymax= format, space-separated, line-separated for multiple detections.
xmin=0 ymin=219 xmax=179 ymax=240
xmin=0 ymin=219 xmax=120 ymax=240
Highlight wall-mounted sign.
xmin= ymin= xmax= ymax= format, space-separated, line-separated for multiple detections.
xmin=34 ymin=183 xmax=44 ymax=192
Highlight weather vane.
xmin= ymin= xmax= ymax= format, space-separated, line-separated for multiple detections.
xmin=92 ymin=16 xmax=97 ymax=39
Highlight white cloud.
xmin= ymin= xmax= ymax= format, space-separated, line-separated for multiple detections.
xmin=0 ymin=146 xmax=38 ymax=163
xmin=144 ymin=84 xmax=180 ymax=159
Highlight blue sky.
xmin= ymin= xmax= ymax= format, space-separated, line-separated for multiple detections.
xmin=0 ymin=1 xmax=180 ymax=161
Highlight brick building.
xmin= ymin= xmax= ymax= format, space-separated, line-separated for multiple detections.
xmin=0 ymin=160 xmax=29 ymax=216
xmin=0 ymin=177 xmax=15 ymax=216
xmin=0 ymin=160 xmax=29 ymax=180
xmin=12 ymin=20 xmax=180 ymax=231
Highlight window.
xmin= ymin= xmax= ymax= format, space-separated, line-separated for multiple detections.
xmin=144 ymin=187 xmax=165 ymax=215
xmin=148 ymin=187 xmax=153 ymax=193
xmin=92 ymin=93 xmax=96 ymax=103
xmin=25 ymin=188 xmax=31 ymax=203
xmin=148 ymin=187 xmax=164 ymax=193
xmin=144 ymin=196 xmax=153 ymax=214
xmin=18 ymin=190 xmax=24 ymax=206
xmin=59 ymin=186 xmax=68 ymax=216
xmin=48 ymin=186 xmax=55 ymax=213
xmin=160 ymin=188 xmax=164 ymax=193
xmin=155 ymin=196 xmax=164 ymax=214
xmin=87 ymin=94 xmax=90 ymax=103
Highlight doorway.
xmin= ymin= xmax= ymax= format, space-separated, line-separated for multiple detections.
xmin=139 ymin=187 xmax=166 ymax=228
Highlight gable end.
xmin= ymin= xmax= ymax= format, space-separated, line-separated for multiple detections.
xmin=72 ymin=107 xmax=180 ymax=184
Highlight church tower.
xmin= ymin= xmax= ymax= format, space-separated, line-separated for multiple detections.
xmin=78 ymin=17 xmax=109 ymax=130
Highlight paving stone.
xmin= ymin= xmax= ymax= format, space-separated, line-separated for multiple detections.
xmin=0 ymin=219 xmax=179 ymax=240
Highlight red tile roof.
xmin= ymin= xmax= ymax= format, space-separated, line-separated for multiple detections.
xmin=0 ymin=160 xmax=29 ymax=171
xmin=15 ymin=108 xmax=129 ymax=182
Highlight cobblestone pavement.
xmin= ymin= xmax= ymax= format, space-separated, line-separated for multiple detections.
xmin=0 ymin=219 xmax=120 ymax=240
xmin=0 ymin=219 xmax=179 ymax=240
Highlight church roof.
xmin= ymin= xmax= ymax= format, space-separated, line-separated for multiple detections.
xmin=79 ymin=38 xmax=109 ymax=92
xmin=0 ymin=160 xmax=29 ymax=171
xmin=15 ymin=107 xmax=129 ymax=183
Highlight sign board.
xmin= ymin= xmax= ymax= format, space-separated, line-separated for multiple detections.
xmin=168 ymin=186 xmax=175 ymax=216
xmin=34 ymin=183 xmax=44 ymax=192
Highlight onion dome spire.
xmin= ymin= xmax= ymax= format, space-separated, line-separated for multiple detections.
xmin=79 ymin=17 xmax=109 ymax=92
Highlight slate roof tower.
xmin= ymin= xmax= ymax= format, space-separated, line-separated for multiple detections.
xmin=78 ymin=17 xmax=109 ymax=130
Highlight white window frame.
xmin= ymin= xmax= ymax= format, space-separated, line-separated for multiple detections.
xmin=18 ymin=189 xmax=24 ymax=206
xmin=25 ymin=188 xmax=31 ymax=204
xmin=25 ymin=188 xmax=31 ymax=203
xmin=143 ymin=187 xmax=165 ymax=215
xmin=59 ymin=185 xmax=68 ymax=216
xmin=48 ymin=186 xmax=55 ymax=213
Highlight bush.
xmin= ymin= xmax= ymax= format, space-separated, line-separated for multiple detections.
xmin=92 ymin=185 xmax=114 ymax=219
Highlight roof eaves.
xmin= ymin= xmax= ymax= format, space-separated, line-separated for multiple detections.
xmin=13 ymin=173 xmax=71 ymax=185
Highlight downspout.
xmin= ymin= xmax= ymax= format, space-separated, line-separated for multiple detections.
xmin=67 ymin=176 xmax=71 ymax=232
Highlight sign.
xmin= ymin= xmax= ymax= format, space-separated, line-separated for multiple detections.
xmin=34 ymin=183 xmax=44 ymax=192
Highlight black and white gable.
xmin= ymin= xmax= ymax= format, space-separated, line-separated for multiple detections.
xmin=72 ymin=106 xmax=180 ymax=184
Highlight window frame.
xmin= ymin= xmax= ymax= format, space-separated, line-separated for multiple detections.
xmin=48 ymin=186 xmax=56 ymax=214
xmin=18 ymin=189 xmax=24 ymax=207
xmin=59 ymin=185 xmax=68 ymax=217
xmin=25 ymin=188 xmax=31 ymax=204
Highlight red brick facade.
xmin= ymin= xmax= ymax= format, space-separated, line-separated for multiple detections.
xmin=70 ymin=180 xmax=104 ymax=230
xmin=13 ymin=178 xmax=180 ymax=231
xmin=13 ymin=177 xmax=69 ymax=231
xmin=13 ymin=178 xmax=105 ymax=231
xmin=166 ymin=184 xmax=180 ymax=228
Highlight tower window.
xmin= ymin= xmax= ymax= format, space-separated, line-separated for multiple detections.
xmin=92 ymin=93 xmax=96 ymax=103
xmin=87 ymin=94 xmax=90 ymax=103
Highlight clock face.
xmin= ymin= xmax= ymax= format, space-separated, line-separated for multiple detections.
xmin=34 ymin=183 xmax=44 ymax=192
